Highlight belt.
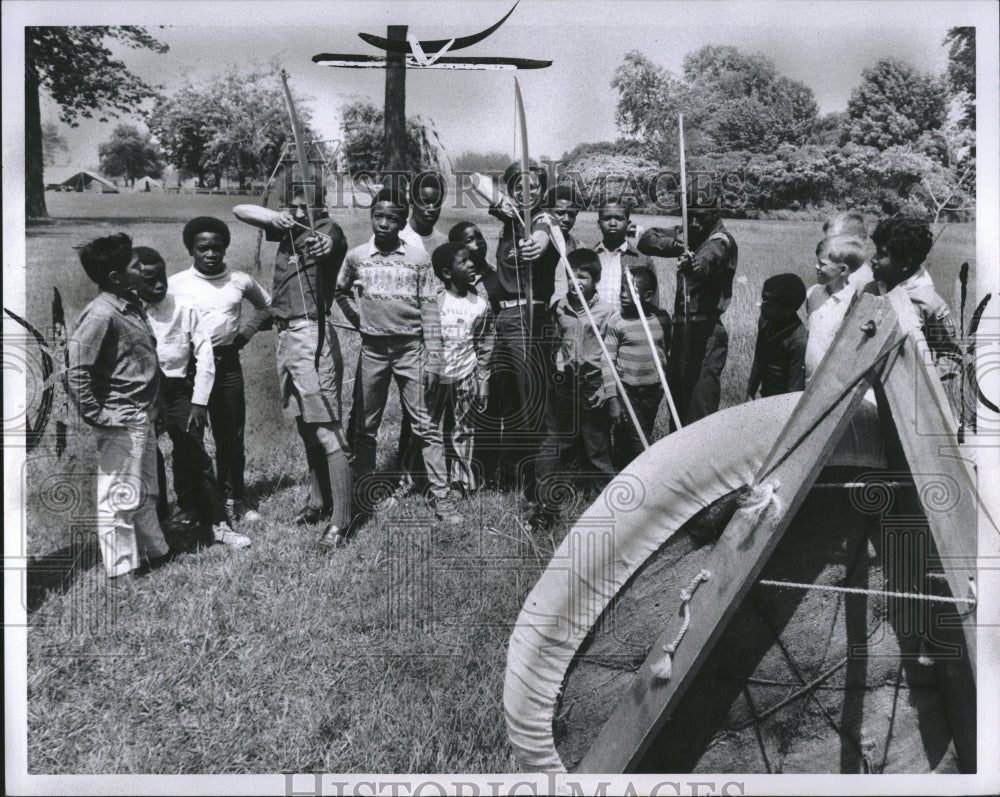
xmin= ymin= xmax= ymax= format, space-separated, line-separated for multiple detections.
xmin=498 ymin=299 xmax=546 ymax=310
xmin=275 ymin=315 xmax=319 ymax=331
xmin=673 ymin=313 xmax=720 ymax=324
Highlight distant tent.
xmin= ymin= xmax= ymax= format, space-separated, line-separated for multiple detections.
xmin=133 ymin=175 xmax=164 ymax=193
xmin=56 ymin=170 xmax=120 ymax=194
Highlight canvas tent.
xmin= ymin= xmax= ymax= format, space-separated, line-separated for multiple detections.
xmin=133 ymin=175 xmax=164 ymax=192
xmin=53 ymin=170 xmax=119 ymax=193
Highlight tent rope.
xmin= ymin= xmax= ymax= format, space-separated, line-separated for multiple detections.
xmin=651 ymin=569 xmax=711 ymax=681
xmin=756 ymin=579 xmax=976 ymax=606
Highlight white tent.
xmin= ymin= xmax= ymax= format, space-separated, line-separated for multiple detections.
xmin=54 ymin=170 xmax=119 ymax=193
xmin=133 ymin=175 xmax=164 ymax=192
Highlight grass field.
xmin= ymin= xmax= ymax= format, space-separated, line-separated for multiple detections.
xmin=16 ymin=192 xmax=976 ymax=773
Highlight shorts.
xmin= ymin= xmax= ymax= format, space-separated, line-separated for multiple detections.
xmin=276 ymin=317 xmax=343 ymax=423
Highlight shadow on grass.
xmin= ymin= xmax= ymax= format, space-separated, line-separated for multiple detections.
xmin=25 ymin=537 xmax=102 ymax=614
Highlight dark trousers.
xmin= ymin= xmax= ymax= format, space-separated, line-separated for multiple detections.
xmin=613 ymin=382 xmax=664 ymax=468
xmin=208 ymin=346 xmax=247 ymax=501
xmin=488 ymin=305 xmax=555 ymax=494
xmin=535 ymin=367 xmax=613 ymax=512
xmin=668 ymin=319 xmax=728 ymax=426
xmin=156 ymin=375 xmax=227 ymax=524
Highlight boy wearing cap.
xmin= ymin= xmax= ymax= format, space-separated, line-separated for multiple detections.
xmin=169 ymin=216 xmax=272 ymax=524
xmin=638 ymin=194 xmax=738 ymax=424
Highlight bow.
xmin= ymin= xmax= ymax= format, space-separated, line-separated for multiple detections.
xmin=514 ymin=77 xmax=534 ymax=333
xmin=280 ymin=69 xmax=326 ymax=368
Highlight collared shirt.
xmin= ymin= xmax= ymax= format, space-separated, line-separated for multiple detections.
xmin=265 ymin=216 xmax=347 ymax=321
xmin=169 ymin=266 xmax=272 ymax=347
xmin=553 ymin=293 xmax=614 ymax=402
xmin=593 ymin=239 xmax=657 ymax=312
xmin=144 ymin=291 xmax=216 ymax=406
xmin=602 ymin=305 xmax=672 ymax=397
xmin=806 ymin=281 xmax=855 ymax=381
xmin=334 ymin=236 xmax=440 ymax=340
xmin=66 ymin=291 xmax=161 ymax=427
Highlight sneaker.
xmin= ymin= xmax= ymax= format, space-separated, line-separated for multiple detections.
xmin=213 ymin=521 xmax=251 ymax=549
xmin=429 ymin=493 xmax=464 ymax=525
xmin=227 ymin=499 xmax=261 ymax=523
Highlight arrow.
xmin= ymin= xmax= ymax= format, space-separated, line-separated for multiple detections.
xmin=359 ymin=1 xmax=519 ymax=54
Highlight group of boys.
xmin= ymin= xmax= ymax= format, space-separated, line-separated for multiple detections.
xmin=65 ymin=165 xmax=961 ymax=581
xmin=740 ymin=212 xmax=961 ymax=415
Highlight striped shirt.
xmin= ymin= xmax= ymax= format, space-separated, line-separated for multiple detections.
xmin=602 ymin=306 xmax=672 ymax=397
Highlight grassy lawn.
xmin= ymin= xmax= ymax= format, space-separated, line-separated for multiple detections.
xmin=17 ymin=193 xmax=976 ymax=773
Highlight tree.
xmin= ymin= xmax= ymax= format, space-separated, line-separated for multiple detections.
xmin=149 ymin=67 xmax=325 ymax=189
xmin=25 ymin=26 xmax=168 ymax=218
xmin=41 ymin=122 xmax=68 ymax=166
xmin=610 ymin=46 xmax=817 ymax=164
xmin=98 ymin=124 xmax=163 ymax=186
xmin=944 ymin=27 xmax=975 ymax=131
xmin=339 ymin=99 xmax=442 ymax=176
xmin=683 ymin=46 xmax=818 ymax=152
xmin=453 ymin=150 xmax=512 ymax=174
xmin=843 ymin=58 xmax=948 ymax=150
xmin=611 ymin=50 xmax=697 ymax=165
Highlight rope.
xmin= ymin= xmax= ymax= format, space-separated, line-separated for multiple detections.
xmin=651 ymin=569 xmax=711 ymax=681
xmin=756 ymin=579 xmax=976 ymax=606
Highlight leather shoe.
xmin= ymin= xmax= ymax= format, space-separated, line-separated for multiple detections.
xmin=294 ymin=506 xmax=331 ymax=526
xmin=318 ymin=524 xmax=348 ymax=549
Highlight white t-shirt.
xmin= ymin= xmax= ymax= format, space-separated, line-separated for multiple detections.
xmin=438 ymin=291 xmax=488 ymax=382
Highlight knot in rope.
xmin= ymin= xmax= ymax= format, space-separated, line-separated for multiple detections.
xmin=651 ymin=569 xmax=711 ymax=681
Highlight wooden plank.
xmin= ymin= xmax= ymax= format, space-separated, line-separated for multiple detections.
xmin=878 ymin=329 xmax=981 ymax=672
xmin=576 ymin=293 xmax=907 ymax=773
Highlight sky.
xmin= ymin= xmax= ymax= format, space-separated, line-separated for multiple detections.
xmin=6 ymin=0 xmax=992 ymax=181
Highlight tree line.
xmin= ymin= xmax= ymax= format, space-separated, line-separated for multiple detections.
xmin=26 ymin=27 xmax=974 ymax=221
xmin=558 ymin=35 xmax=975 ymax=220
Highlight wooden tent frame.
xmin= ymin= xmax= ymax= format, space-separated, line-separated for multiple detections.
xmin=571 ymin=287 xmax=983 ymax=773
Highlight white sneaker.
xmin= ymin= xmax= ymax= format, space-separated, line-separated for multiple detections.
xmin=227 ymin=499 xmax=261 ymax=523
xmin=213 ymin=522 xmax=251 ymax=549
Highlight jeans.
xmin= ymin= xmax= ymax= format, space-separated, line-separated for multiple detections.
xmin=352 ymin=334 xmax=449 ymax=499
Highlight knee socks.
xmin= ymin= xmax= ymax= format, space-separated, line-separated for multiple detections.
xmin=326 ymin=448 xmax=352 ymax=529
